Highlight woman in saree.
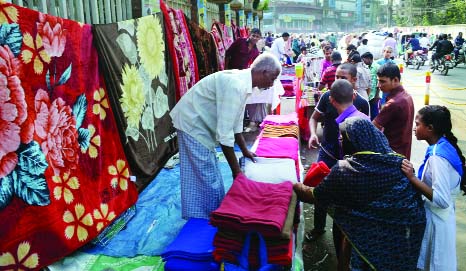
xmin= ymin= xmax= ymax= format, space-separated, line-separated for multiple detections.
xmin=294 ymin=117 xmax=426 ymax=270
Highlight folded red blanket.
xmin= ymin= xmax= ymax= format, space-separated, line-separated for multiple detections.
xmin=210 ymin=174 xmax=292 ymax=237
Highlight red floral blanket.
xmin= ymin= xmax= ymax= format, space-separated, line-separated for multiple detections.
xmin=160 ymin=1 xmax=199 ymax=100
xmin=0 ymin=3 xmax=138 ymax=270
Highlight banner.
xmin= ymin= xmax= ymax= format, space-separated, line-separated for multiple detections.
xmin=247 ymin=12 xmax=253 ymax=28
xmin=197 ymin=0 xmax=207 ymax=29
xmin=238 ymin=10 xmax=245 ymax=27
xmin=224 ymin=4 xmax=231 ymax=27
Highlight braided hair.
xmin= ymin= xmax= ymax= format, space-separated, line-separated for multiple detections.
xmin=418 ymin=105 xmax=466 ymax=194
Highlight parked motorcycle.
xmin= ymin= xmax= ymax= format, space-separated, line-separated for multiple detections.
xmin=431 ymin=53 xmax=455 ymax=76
xmin=454 ymin=43 xmax=466 ymax=67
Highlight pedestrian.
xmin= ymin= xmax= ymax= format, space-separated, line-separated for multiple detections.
xmin=345 ymin=44 xmax=358 ymax=62
xmin=401 ymin=105 xmax=466 ymax=271
xmin=270 ymin=32 xmax=290 ymax=62
xmin=319 ymin=45 xmax=333 ymax=78
xmin=376 ymin=46 xmax=396 ymax=66
xmin=265 ymin=31 xmax=274 ymax=48
xmin=382 ymin=33 xmax=398 ymax=58
xmin=296 ymin=117 xmax=426 ymax=271
xmin=318 ymin=51 xmax=342 ymax=90
xmin=225 ymin=28 xmax=261 ymax=70
xmin=349 ymin=53 xmax=371 ymax=101
xmin=357 ymin=38 xmax=370 ymax=56
xmin=361 ymin=52 xmax=380 ymax=120
xmin=373 ymin=63 xmax=414 ymax=159
xmin=170 ymin=53 xmax=281 ymax=219
xmin=307 ymin=63 xmax=369 ymax=244
xmin=224 ymin=28 xmax=267 ymax=132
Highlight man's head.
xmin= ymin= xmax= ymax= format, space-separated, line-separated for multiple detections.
xmin=248 ymin=28 xmax=262 ymax=45
xmin=349 ymin=53 xmax=362 ymax=64
xmin=459 ymin=32 xmax=463 ymax=37
xmin=336 ymin=63 xmax=357 ymax=88
xmin=388 ymin=33 xmax=393 ymax=38
xmin=324 ymin=46 xmax=333 ymax=60
xmin=300 ymin=46 xmax=307 ymax=54
xmin=362 ymin=38 xmax=368 ymax=45
xmin=282 ymin=32 xmax=290 ymax=41
xmin=382 ymin=46 xmax=393 ymax=59
xmin=330 ymin=79 xmax=355 ymax=106
xmin=376 ymin=63 xmax=401 ymax=93
xmin=361 ymin=52 xmax=373 ymax=66
xmin=331 ymin=51 xmax=342 ymax=64
xmin=411 ymin=34 xmax=416 ymax=39
xmin=251 ymin=53 xmax=281 ymax=89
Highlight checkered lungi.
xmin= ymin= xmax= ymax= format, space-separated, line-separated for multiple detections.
xmin=177 ymin=129 xmax=225 ymax=219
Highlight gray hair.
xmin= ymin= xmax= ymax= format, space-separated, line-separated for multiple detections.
xmin=250 ymin=53 xmax=282 ymax=74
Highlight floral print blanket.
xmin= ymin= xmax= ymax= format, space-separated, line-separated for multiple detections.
xmin=0 ymin=3 xmax=138 ymax=270
xmin=160 ymin=1 xmax=199 ymax=100
xmin=92 ymin=13 xmax=178 ymax=190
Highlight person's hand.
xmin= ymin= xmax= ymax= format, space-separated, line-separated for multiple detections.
xmin=308 ymin=134 xmax=319 ymax=149
xmin=243 ymin=151 xmax=257 ymax=163
xmin=293 ymin=183 xmax=314 ymax=203
xmin=401 ymin=159 xmax=415 ymax=180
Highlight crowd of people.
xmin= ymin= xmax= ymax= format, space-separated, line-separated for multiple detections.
xmin=171 ymin=27 xmax=466 ymax=271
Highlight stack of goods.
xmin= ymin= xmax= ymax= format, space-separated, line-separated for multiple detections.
xmin=162 ymin=218 xmax=219 ymax=271
xmin=254 ymin=113 xmax=301 ymax=181
xmin=210 ymin=174 xmax=297 ymax=268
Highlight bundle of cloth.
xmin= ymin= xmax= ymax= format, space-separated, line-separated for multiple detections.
xmin=210 ymin=174 xmax=297 ymax=268
xmin=162 ymin=218 xmax=219 ymax=271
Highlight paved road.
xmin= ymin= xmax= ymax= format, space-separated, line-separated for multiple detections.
xmin=301 ymin=60 xmax=466 ymax=270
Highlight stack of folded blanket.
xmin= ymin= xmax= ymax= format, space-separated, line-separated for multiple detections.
xmin=162 ymin=218 xmax=219 ymax=271
xmin=210 ymin=174 xmax=297 ymax=268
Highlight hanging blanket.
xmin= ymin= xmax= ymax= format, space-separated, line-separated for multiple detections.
xmin=160 ymin=2 xmax=199 ymax=100
xmin=186 ymin=15 xmax=218 ymax=79
xmin=210 ymin=23 xmax=226 ymax=70
xmin=0 ymin=3 xmax=138 ymax=270
xmin=218 ymin=22 xmax=234 ymax=50
xmin=92 ymin=13 xmax=178 ymax=190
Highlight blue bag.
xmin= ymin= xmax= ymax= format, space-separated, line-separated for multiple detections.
xmin=223 ymin=232 xmax=282 ymax=271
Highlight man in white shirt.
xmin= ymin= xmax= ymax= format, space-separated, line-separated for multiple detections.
xmin=357 ymin=38 xmax=370 ymax=56
xmin=170 ymin=53 xmax=282 ymax=219
xmin=270 ymin=32 xmax=290 ymax=61
xmin=419 ymin=33 xmax=430 ymax=49
xmin=383 ymin=33 xmax=398 ymax=58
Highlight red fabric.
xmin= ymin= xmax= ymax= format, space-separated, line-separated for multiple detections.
xmin=0 ymin=3 xmax=137 ymax=270
xmin=213 ymin=237 xmax=293 ymax=267
xmin=210 ymin=23 xmax=226 ymax=70
xmin=160 ymin=1 xmax=199 ymax=100
xmin=213 ymin=231 xmax=291 ymax=255
xmin=304 ymin=161 xmax=330 ymax=187
xmin=210 ymin=174 xmax=292 ymax=237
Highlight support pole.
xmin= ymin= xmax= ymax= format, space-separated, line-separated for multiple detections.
xmin=425 ymin=71 xmax=431 ymax=105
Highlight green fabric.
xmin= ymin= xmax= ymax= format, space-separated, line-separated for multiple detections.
xmin=88 ymin=254 xmax=164 ymax=271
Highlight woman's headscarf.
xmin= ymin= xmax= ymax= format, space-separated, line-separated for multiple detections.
xmin=313 ymin=117 xmax=426 ymax=270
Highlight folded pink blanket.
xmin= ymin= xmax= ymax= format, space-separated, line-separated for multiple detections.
xmin=259 ymin=113 xmax=298 ymax=129
xmin=210 ymin=174 xmax=292 ymax=237
xmin=255 ymin=137 xmax=299 ymax=162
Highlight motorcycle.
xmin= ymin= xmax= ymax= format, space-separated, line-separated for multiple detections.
xmin=454 ymin=43 xmax=466 ymax=67
xmin=405 ymin=48 xmax=429 ymax=70
xmin=431 ymin=53 xmax=455 ymax=76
